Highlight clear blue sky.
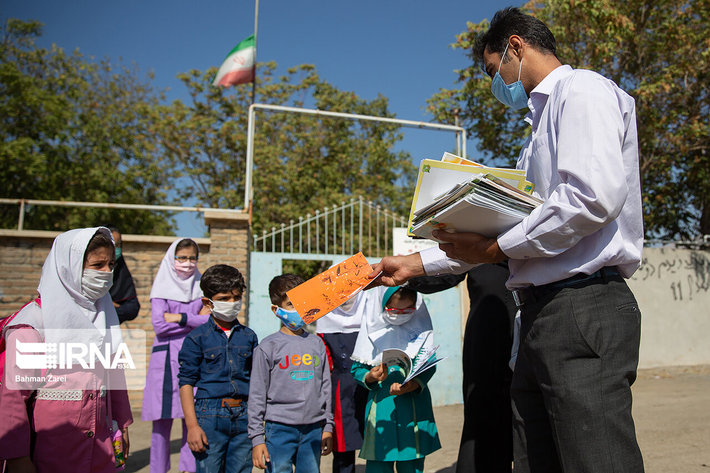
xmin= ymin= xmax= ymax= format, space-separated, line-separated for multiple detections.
xmin=3 ymin=0 xmax=511 ymax=236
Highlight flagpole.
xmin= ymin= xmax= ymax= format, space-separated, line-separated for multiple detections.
xmin=245 ymin=0 xmax=259 ymax=327
xmin=251 ymin=0 xmax=259 ymax=106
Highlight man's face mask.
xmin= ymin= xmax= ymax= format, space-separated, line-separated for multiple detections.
xmin=490 ymin=42 xmax=528 ymax=110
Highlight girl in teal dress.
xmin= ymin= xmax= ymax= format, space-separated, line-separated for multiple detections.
xmin=350 ymin=286 xmax=441 ymax=473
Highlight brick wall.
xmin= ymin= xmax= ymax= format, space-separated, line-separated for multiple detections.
xmin=0 ymin=210 xmax=250 ymax=409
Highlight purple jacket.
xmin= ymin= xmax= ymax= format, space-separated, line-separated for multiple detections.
xmin=141 ymin=297 xmax=209 ymax=421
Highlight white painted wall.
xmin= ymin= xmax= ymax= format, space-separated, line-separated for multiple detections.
xmin=627 ymin=247 xmax=710 ymax=368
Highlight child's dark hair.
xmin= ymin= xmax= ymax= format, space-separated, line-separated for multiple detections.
xmin=84 ymin=230 xmax=115 ymax=264
xmin=269 ymin=274 xmax=304 ymax=305
xmin=384 ymin=286 xmax=418 ymax=308
xmin=200 ymin=264 xmax=246 ymax=299
xmin=175 ymin=238 xmax=199 ymax=257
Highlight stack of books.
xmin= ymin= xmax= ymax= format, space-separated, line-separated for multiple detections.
xmin=407 ymin=153 xmax=543 ymax=242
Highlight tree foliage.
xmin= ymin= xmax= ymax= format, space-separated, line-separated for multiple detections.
xmin=0 ymin=19 xmax=176 ymax=233
xmin=159 ymin=63 xmax=416 ymax=236
xmin=427 ymin=0 xmax=710 ymax=239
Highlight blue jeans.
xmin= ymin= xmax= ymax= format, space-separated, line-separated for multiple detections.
xmin=193 ymin=398 xmax=252 ymax=473
xmin=265 ymin=421 xmax=322 ymax=473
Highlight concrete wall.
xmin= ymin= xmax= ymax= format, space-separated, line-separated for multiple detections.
xmin=0 ymin=210 xmax=250 ymax=407
xmin=627 ymin=247 xmax=710 ymax=368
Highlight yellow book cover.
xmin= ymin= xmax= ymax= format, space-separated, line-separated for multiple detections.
xmin=406 ymin=159 xmax=534 ymax=237
xmin=441 ymin=152 xmax=483 ymax=166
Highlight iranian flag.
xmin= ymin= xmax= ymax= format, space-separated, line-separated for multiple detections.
xmin=212 ymin=35 xmax=256 ymax=87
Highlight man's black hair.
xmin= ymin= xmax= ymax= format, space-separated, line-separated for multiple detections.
xmin=200 ymin=264 xmax=246 ymax=299
xmin=474 ymin=7 xmax=557 ymax=64
xmin=269 ymin=274 xmax=304 ymax=305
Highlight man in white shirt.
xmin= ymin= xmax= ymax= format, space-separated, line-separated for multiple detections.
xmin=370 ymin=7 xmax=644 ymax=473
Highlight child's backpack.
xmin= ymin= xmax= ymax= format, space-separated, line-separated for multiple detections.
xmin=0 ymin=297 xmax=41 ymax=387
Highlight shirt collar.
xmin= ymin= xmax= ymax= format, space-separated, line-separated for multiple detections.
xmin=207 ymin=315 xmax=242 ymax=332
xmin=524 ymin=65 xmax=574 ymax=127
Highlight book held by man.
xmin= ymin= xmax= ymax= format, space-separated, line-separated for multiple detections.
xmin=407 ymin=153 xmax=542 ymax=243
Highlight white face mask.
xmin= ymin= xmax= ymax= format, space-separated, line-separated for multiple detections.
xmin=210 ymin=299 xmax=242 ymax=322
xmin=82 ymin=269 xmax=114 ymax=301
xmin=381 ymin=307 xmax=416 ymax=326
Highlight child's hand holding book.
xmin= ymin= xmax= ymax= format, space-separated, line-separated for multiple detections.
xmin=389 ymin=381 xmax=419 ymax=396
xmin=365 ymin=363 xmax=388 ymax=385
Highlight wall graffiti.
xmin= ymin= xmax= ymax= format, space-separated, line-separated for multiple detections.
xmin=631 ymin=250 xmax=710 ymax=301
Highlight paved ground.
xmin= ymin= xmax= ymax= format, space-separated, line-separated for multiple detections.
xmin=124 ymin=365 xmax=710 ymax=473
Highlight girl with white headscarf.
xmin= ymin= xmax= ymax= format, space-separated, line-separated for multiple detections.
xmin=142 ymin=238 xmax=209 ymax=473
xmin=350 ymin=286 xmax=441 ymax=473
xmin=0 ymin=227 xmax=132 ymax=473
xmin=316 ymin=292 xmax=369 ymax=473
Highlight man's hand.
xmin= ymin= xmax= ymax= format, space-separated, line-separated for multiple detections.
xmin=368 ymin=254 xmax=425 ymax=287
xmin=321 ymin=431 xmax=333 ymax=456
xmin=252 ymin=443 xmax=270 ymax=469
xmin=390 ymin=381 xmax=419 ymax=396
xmin=163 ymin=312 xmax=182 ymax=323
xmin=365 ymin=363 xmax=388 ymax=385
xmin=186 ymin=425 xmax=209 ymax=453
xmin=434 ymin=231 xmax=507 ymax=264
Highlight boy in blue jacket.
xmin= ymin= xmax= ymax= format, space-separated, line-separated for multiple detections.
xmin=178 ymin=264 xmax=258 ymax=473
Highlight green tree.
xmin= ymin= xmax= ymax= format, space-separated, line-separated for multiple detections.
xmin=0 ymin=19 xmax=176 ymax=233
xmin=159 ymin=62 xmax=415 ymax=238
xmin=428 ymin=0 xmax=710 ymax=239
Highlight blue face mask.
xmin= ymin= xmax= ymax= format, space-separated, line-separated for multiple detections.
xmin=115 ymin=247 xmax=122 ymax=259
xmin=491 ymin=43 xmax=528 ymax=110
xmin=275 ymin=307 xmax=306 ymax=331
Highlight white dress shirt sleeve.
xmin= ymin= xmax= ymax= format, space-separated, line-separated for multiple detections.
xmin=498 ymin=73 xmax=630 ymax=260
xmin=419 ymin=246 xmax=479 ymax=276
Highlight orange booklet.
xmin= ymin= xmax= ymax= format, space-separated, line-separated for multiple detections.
xmin=287 ymin=252 xmax=376 ymax=325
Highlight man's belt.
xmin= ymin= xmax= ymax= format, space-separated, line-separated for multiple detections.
xmin=512 ymin=267 xmax=620 ymax=308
